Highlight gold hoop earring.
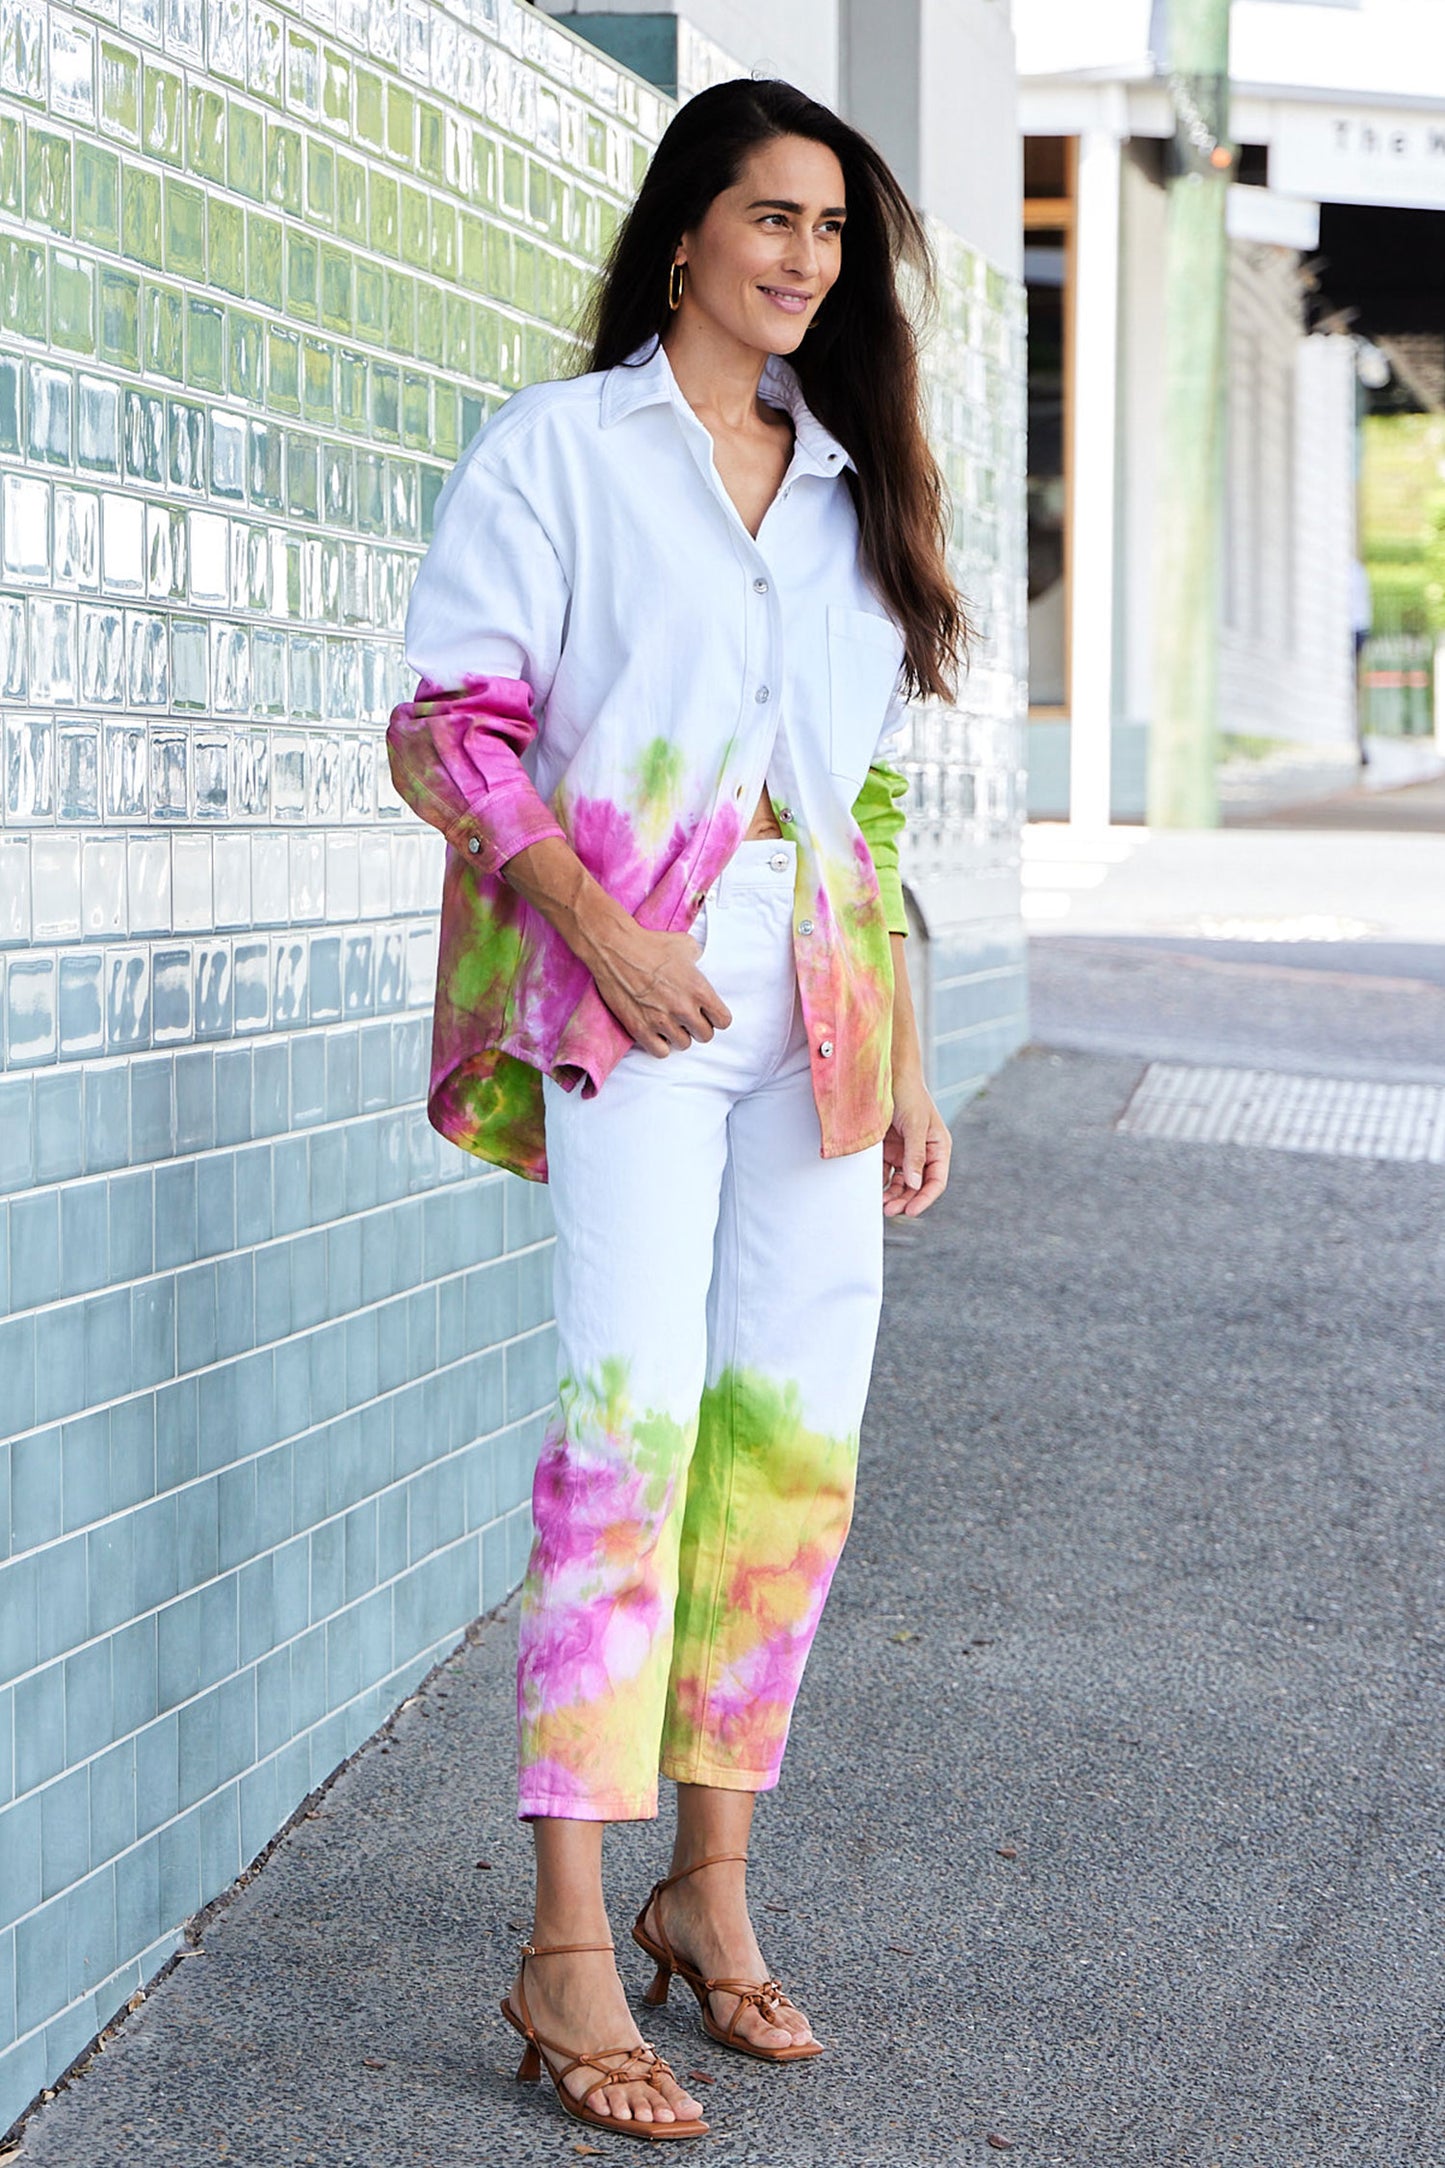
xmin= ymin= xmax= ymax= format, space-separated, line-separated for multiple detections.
xmin=668 ymin=262 xmax=685 ymax=312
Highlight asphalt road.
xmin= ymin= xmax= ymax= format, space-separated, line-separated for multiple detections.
xmin=17 ymin=871 xmax=1445 ymax=2166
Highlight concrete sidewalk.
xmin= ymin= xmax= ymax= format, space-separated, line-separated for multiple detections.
xmin=15 ymin=974 xmax=1445 ymax=2161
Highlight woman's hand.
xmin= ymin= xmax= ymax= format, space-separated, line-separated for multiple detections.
xmin=585 ymin=921 xmax=732 ymax=1057
xmin=503 ymin=835 xmax=731 ymax=1057
xmin=882 ymin=1066 xmax=951 ymax=1217
xmin=883 ymin=932 xmax=950 ymax=1217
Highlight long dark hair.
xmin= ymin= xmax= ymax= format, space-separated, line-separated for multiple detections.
xmin=573 ymin=78 xmax=968 ymax=705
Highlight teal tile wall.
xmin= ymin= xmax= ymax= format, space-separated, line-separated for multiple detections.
xmin=0 ymin=0 xmax=1026 ymax=2133
xmin=0 ymin=0 xmax=667 ymax=2131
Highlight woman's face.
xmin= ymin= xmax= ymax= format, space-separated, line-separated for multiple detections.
xmin=675 ymin=133 xmax=846 ymax=357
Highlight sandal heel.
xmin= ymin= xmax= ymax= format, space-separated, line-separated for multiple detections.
xmin=642 ymin=1961 xmax=672 ymax=2007
xmin=515 ymin=2039 xmax=542 ymax=2083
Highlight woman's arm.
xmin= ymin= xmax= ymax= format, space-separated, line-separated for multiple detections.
xmin=504 ymin=835 xmax=732 ymax=1057
xmin=882 ymin=932 xmax=952 ymax=1216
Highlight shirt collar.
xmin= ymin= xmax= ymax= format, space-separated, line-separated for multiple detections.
xmin=599 ymin=335 xmax=856 ymax=477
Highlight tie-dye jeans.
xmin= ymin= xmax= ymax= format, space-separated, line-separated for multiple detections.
xmin=516 ymin=839 xmax=886 ymax=1819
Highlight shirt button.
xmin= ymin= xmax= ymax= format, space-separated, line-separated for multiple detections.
xmin=755 ymin=685 xmax=770 ymax=703
xmin=769 ymin=851 xmax=789 ymax=872
xmin=776 ymin=804 xmax=793 ymax=823
xmin=692 ymin=890 xmax=707 ymax=908
xmin=466 ymin=836 xmax=481 ymax=855
xmin=752 ymin=577 xmax=769 ymax=594
xmin=798 ymin=918 xmax=814 ymax=935
xmin=819 ymin=1039 xmax=834 ymax=1058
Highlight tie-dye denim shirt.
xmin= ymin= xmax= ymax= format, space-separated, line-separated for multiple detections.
xmin=387 ymin=336 xmax=913 ymax=1183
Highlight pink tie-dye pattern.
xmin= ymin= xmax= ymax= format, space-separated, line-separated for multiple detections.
xmin=388 ymin=678 xmax=755 ymax=1181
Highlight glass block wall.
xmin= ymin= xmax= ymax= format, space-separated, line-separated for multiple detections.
xmin=904 ymin=218 xmax=1029 ymax=1113
xmin=0 ymin=0 xmax=1025 ymax=2130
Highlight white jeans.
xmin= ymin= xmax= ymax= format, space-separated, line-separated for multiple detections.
xmin=516 ymin=839 xmax=886 ymax=1819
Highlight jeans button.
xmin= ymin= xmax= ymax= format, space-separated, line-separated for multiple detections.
xmin=819 ymin=1039 xmax=834 ymax=1058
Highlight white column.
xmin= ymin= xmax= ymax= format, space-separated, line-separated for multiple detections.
xmin=1068 ymin=126 xmax=1122 ymax=832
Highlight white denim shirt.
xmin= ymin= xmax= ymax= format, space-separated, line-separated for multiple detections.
xmin=388 ymin=333 xmax=912 ymax=1181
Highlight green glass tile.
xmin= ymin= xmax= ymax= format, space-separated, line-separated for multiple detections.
xmin=471 ymin=130 xmax=497 ymax=210
xmin=0 ymin=358 xmax=18 ymax=452
xmin=287 ymin=434 xmax=318 ymax=520
xmin=433 ymin=381 xmax=458 ymax=462
xmin=230 ymin=311 xmax=263 ymax=405
xmin=632 ymin=137 xmax=649 ymax=192
xmin=1 ymin=234 xmax=43 ymax=338
xmin=598 ymin=198 xmax=618 ymax=251
xmin=444 ymin=293 xmax=472 ymax=376
xmin=336 ymin=154 xmax=366 ymax=245
xmin=188 ymin=299 xmax=225 ymax=392
xmin=417 ymin=103 xmax=443 ymax=183
xmin=0 ymin=114 xmax=20 ymax=212
xmin=322 ymin=48 xmax=350 ymax=132
xmin=267 ymin=124 xmax=303 ymax=216
xmin=460 ymin=213 xmax=485 ymax=293
xmin=355 ymin=259 xmax=382 ymax=342
xmin=286 ymin=29 xmax=319 ymax=116
xmin=401 ymin=372 xmax=429 ymax=451
xmin=528 ymin=161 xmax=552 ymax=232
xmin=76 ymin=143 xmax=119 ymax=249
xmin=210 ymin=199 xmax=245 ymax=297
xmin=285 ymin=232 xmax=318 ymax=321
xmin=584 ymin=116 xmax=606 ymax=175
xmin=369 ymin=363 xmax=398 ymax=441
xmin=145 ymin=283 xmax=183 ymax=378
xmin=385 ymin=85 xmax=413 ymax=164
xmin=250 ymin=420 xmax=283 ymax=508
xmin=247 ymin=213 xmax=282 ymax=310
xmin=369 ymin=171 xmax=397 ymax=258
xmin=523 ymin=324 xmax=554 ymax=390
xmin=384 ymin=270 xmax=413 ymax=355
xmin=98 ymin=267 xmax=140 ymax=369
xmin=357 ymin=451 xmax=385 ymax=533
xmin=416 ymin=283 xmax=443 ymax=367
xmin=121 ymin=166 xmax=162 ymax=268
xmin=228 ymin=102 xmax=264 ymax=201
xmin=51 ymin=250 xmax=95 ymax=354
xmin=430 ymin=209 xmax=457 ymax=283
xmin=512 ymin=237 xmax=536 ymax=315
xmin=472 ymin=305 xmax=498 ymax=385
xmin=306 ymin=141 xmax=334 ymax=227
xmin=399 ymin=184 xmax=428 ymax=271
xmin=320 ymin=245 xmax=351 ymax=331
xmin=336 ymin=349 xmax=365 ymax=433
xmin=267 ymin=326 xmax=300 ymax=414
xmin=355 ymin=67 xmax=384 ymax=154
xmin=99 ymin=42 xmax=140 ymax=146
xmin=501 ymin=145 xmax=525 ymax=217
xmin=322 ymin=444 xmax=352 ymax=524
xmin=391 ymin=459 xmax=420 ymax=540
xmin=143 ymin=63 xmax=184 ymax=164
xmin=190 ymin=87 xmax=226 ymax=185
xmin=537 ymin=249 xmax=561 ymax=326
xmin=26 ymin=130 xmax=72 ymax=233
xmin=163 ymin=180 xmax=205 ymax=280
xmin=485 ymin=222 xmax=511 ymax=303
xmin=301 ymin=340 xmax=334 ymax=424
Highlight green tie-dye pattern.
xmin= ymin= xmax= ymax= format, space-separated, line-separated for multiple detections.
xmin=515 ymin=1357 xmax=858 ymax=1814
xmin=635 ymin=736 xmax=685 ymax=813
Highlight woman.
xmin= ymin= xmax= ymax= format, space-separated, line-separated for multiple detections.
xmin=388 ymin=76 xmax=963 ymax=2142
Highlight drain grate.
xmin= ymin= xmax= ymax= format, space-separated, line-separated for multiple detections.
xmin=1117 ymin=1063 xmax=1445 ymax=1163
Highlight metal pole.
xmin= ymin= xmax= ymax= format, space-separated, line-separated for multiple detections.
xmin=1146 ymin=0 xmax=1234 ymax=828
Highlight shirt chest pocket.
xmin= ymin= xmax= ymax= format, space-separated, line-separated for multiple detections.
xmin=825 ymin=604 xmax=906 ymax=787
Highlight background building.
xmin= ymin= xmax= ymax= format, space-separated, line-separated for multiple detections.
xmin=1014 ymin=0 xmax=1445 ymax=822
xmin=0 ymin=0 xmax=1027 ymax=2130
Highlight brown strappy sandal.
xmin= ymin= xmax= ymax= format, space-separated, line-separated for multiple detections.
xmin=499 ymin=1939 xmax=710 ymax=2141
xmin=632 ymin=1854 xmax=824 ymax=2063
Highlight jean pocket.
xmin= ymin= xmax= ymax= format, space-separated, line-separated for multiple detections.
xmin=826 ymin=603 xmax=907 ymax=786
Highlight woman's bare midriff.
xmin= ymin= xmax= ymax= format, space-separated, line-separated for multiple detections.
xmin=743 ymin=783 xmax=783 ymax=841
